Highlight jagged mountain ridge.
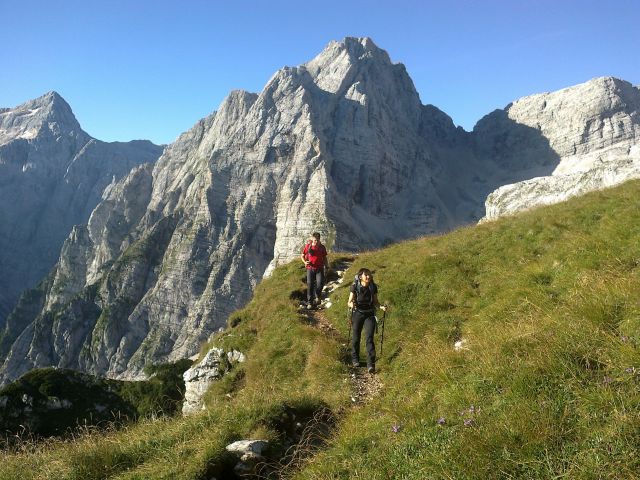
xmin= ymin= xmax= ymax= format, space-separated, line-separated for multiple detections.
xmin=0 ymin=92 xmax=164 ymax=326
xmin=1 ymin=37 xmax=637 ymax=384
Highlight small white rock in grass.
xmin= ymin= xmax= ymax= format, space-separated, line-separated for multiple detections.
xmin=324 ymin=301 xmax=333 ymax=309
xmin=454 ymin=339 xmax=468 ymax=352
xmin=226 ymin=440 xmax=269 ymax=456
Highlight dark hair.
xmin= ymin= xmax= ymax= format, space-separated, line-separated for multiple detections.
xmin=357 ymin=268 xmax=373 ymax=281
xmin=311 ymin=232 xmax=321 ymax=240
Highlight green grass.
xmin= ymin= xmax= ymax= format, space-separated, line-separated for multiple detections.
xmin=296 ymin=181 xmax=640 ymax=479
xmin=1 ymin=180 xmax=640 ymax=479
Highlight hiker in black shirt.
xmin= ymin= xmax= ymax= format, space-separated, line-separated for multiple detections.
xmin=347 ymin=268 xmax=387 ymax=374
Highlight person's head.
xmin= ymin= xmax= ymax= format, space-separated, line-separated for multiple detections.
xmin=357 ymin=268 xmax=373 ymax=285
xmin=310 ymin=232 xmax=321 ymax=246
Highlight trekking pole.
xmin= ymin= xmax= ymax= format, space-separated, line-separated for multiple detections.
xmin=347 ymin=307 xmax=353 ymax=344
xmin=379 ymin=307 xmax=387 ymax=357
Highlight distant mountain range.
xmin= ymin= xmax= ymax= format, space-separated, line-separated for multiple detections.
xmin=0 ymin=37 xmax=638 ymax=384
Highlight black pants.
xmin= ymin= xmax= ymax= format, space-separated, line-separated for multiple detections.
xmin=306 ymin=268 xmax=325 ymax=302
xmin=351 ymin=309 xmax=376 ymax=367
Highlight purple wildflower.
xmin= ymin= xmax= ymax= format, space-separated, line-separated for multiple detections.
xmin=391 ymin=423 xmax=401 ymax=433
xmin=620 ymin=335 xmax=629 ymax=343
xmin=625 ymin=367 xmax=635 ymax=374
xmin=437 ymin=417 xmax=446 ymax=425
xmin=468 ymin=405 xmax=475 ymax=413
xmin=602 ymin=376 xmax=613 ymax=385
xmin=463 ymin=418 xmax=474 ymax=427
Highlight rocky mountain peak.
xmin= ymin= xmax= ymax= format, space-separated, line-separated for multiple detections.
xmin=33 ymin=90 xmax=73 ymax=113
xmin=0 ymin=91 xmax=82 ymax=145
xmin=319 ymin=36 xmax=391 ymax=65
xmin=215 ymin=90 xmax=258 ymax=128
xmin=301 ymin=36 xmax=410 ymax=97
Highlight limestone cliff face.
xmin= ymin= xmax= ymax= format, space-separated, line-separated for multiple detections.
xmin=0 ymin=92 xmax=163 ymax=323
xmin=481 ymin=77 xmax=640 ymax=220
xmin=2 ymin=39 xmax=638 ymax=384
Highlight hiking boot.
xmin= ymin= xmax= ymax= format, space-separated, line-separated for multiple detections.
xmin=367 ymin=365 xmax=375 ymax=374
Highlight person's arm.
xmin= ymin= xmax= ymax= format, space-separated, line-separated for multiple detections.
xmin=373 ymin=294 xmax=387 ymax=311
xmin=300 ymin=245 xmax=309 ymax=266
xmin=347 ymin=291 xmax=355 ymax=309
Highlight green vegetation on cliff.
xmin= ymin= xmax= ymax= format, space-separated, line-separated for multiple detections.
xmin=0 ymin=360 xmax=191 ymax=444
xmin=1 ymin=180 xmax=639 ymax=479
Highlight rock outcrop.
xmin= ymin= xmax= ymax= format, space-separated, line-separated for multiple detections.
xmin=1 ymin=39 xmax=638 ymax=385
xmin=182 ymin=347 xmax=245 ymax=415
xmin=0 ymin=92 xmax=163 ymax=324
xmin=482 ymin=77 xmax=640 ymax=220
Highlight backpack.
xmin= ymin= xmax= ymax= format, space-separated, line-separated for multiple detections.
xmin=352 ymin=275 xmax=377 ymax=308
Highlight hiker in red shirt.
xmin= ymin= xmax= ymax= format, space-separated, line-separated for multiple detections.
xmin=300 ymin=232 xmax=329 ymax=309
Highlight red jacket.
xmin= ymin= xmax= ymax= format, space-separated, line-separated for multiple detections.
xmin=302 ymin=242 xmax=327 ymax=269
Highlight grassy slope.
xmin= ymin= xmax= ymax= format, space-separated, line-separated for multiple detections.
xmin=299 ymin=180 xmax=640 ymax=479
xmin=2 ymin=181 xmax=639 ymax=479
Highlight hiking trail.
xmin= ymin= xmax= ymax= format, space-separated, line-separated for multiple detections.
xmin=298 ymin=257 xmax=383 ymax=406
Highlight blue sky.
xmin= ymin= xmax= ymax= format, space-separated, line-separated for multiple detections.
xmin=2 ymin=0 xmax=638 ymax=145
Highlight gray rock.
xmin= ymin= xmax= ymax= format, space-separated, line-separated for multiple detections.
xmin=227 ymin=350 xmax=246 ymax=364
xmin=226 ymin=439 xmax=269 ymax=456
xmin=182 ymin=347 xmax=244 ymax=415
xmin=483 ymin=153 xmax=640 ymax=220
xmin=226 ymin=439 xmax=269 ymax=475
xmin=183 ymin=348 xmax=227 ymax=384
